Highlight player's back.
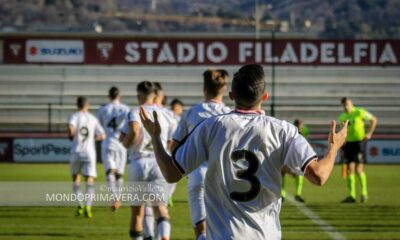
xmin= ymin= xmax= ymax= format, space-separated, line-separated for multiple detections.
xmin=177 ymin=111 xmax=316 ymax=239
xmin=127 ymin=105 xmax=170 ymax=160
xmin=69 ymin=111 xmax=101 ymax=155
xmin=174 ymin=102 xmax=231 ymax=141
xmin=157 ymin=106 xmax=178 ymax=142
xmin=186 ymin=102 xmax=231 ymax=131
xmin=97 ymin=101 xmax=130 ymax=146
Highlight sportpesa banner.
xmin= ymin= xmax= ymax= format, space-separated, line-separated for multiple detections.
xmin=2 ymin=37 xmax=400 ymax=65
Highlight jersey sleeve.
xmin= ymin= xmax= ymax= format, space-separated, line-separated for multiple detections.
xmin=172 ymin=120 xmax=209 ymax=175
xmin=338 ymin=113 xmax=346 ymax=124
xmin=167 ymin=117 xmax=178 ymax=141
xmin=360 ymin=108 xmax=374 ymax=121
xmin=121 ymin=117 xmax=129 ymax=135
xmin=282 ymin=122 xmax=317 ymax=176
xmin=121 ymin=111 xmax=134 ymax=135
xmin=172 ymin=111 xmax=189 ymax=142
xmin=128 ymin=109 xmax=141 ymax=123
xmin=68 ymin=114 xmax=78 ymax=127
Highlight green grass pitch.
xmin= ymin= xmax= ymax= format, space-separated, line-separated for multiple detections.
xmin=0 ymin=163 xmax=399 ymax=240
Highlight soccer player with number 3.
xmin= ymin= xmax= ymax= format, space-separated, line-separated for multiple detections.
xmin=139 ymin=64 xmax=348 ymax=239
xmin=67 ymin=96 xmax=106 ymax=218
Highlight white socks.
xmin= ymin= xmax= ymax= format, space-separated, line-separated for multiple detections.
xmin=197 ymin=233 xmax=206 ymax=240
xmin=72 ymin=182 xmax=83 ymax=206
xmin=157 ymin=217 xmax=171 ymax=240
xmin=144 ymin=207 xmax=155 ymax=238
xmin=85 ymin=182 xmax=95 ymax=206
xmin=116 ymin=177 xmax=124 ymax=198
xmin=107 ymin=173 xmax=117 ymax=197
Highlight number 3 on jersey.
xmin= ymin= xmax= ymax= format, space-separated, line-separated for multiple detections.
xmin=230 ymin=150 xmax=261 ymax=202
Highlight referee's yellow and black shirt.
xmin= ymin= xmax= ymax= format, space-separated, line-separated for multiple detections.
xmin=339 ymin=107 xmax=373 ymax=142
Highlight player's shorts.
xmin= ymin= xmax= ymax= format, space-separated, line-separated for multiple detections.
xmin=128 ymin=157 xmax=165 ymax=182
xmin=101 ymin=143 xmax=127 ymax=175
xmin=187 ymin=162 xmax=207 ymax=227
xmin=342 ymin=141 xmax=365 ymax=164
xmin=70 ymin=152 xmax=97 ymax=177
xmin=128 ymin=157 xmax=167 ymax=206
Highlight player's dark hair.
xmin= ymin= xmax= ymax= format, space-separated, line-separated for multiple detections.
xmin=108 ymin=86 xmax=120 ymax=100
xmin=203 ymin=69 xmax=228 ymax=97
xmin=341 ymin=97 xmax=349 ymax=104
xmin=232 ymin=64 xmax=265 ymax=108
xmin=77 ymin=96 xmax=88 ymax=110
xmin=153 ymin=82 xmax=163 ymax=95
xmin=294 ymin=119 xmax=303 ymax=128
xmin=170 ymin=98 xmax=184 ymax=108
xmin=136 ymin=81 xmax=155 ymax=96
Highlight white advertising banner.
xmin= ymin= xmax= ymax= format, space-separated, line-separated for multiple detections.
xmin=9 ymin=137 xmax=400 ymax=163
xmin=366 ymin=140 xmax=400 ymax=164
xmin=25 ymin=40 xmax=84 ymax=63
xmin=13 ymin=138 xmax=71 ymax=162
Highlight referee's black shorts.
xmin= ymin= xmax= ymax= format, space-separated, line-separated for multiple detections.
xmin=342 ymin=141 xmax=365 ymax=164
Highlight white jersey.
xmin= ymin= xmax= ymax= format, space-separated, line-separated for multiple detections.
xmin=159 ymin=107 xmax=178 ymax=143
xmin=122 ymin=105 xmax=173 ymax=161
xmin=173 ymin=101 xmax=231 ymax=142
xmin=68 ymin=111 xmax=105 ymax=156
xmin=96 ymin=101 xmax=130 ymax=148
xmin=172 ymin=112 xmax=181 ymax=123
xmin=174 ymin=111 xmax=317 ymax=239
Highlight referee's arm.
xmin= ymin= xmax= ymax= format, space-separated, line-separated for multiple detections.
xmin=365 ymin=115 xmax=378 ymax=140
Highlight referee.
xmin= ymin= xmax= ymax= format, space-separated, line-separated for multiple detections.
xmin=339 ymin=97 xmax=377 ymax=203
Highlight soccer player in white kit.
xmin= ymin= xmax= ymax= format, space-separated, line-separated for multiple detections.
xmin=142 ymin=82 xmax=178 ymax=239
xmin=170 ymin=69 xmax=231 ymax=240
xmin=170 ymin=98 xmax=184 ymax=122
xmin=140 ymin=64 xmax=348 ymax=239
xmin=67 ymin=96 xmax=106 ymax=218
xmin=120 ymin=81 xmax=172 ymax=240
xmin=96 ymin=87 xmax=130 ymax=211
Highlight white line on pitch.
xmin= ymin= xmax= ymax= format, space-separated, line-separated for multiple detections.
xmin=286 ymin=194 xmax=346 ymax=240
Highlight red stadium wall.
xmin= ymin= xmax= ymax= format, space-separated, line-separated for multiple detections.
xmin=1 ymin=35 xmax=399 ymax=66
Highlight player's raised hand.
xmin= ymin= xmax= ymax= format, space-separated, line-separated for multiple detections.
xmin=328 ymin=120 xmax=348 ymax=151
xmin=139 ymin=106 xmax=161 ymax=137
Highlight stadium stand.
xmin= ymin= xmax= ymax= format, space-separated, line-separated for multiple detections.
xmin=0 ymin=65 xmax=399 ymax=133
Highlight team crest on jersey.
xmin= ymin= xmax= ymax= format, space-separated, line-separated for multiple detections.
xmin=96 ymin=42 xmax=113 ymax=62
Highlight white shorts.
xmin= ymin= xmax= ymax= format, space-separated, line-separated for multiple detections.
xmin=187 ymin=163 xmax=207 ymax=226
xmin=70 ymin=152 xmax=97 ymax=178
xmin=101 ymin=143 xmax=127 ymax=175
xmin=128 ymin=157 xmax=165 ymax=182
